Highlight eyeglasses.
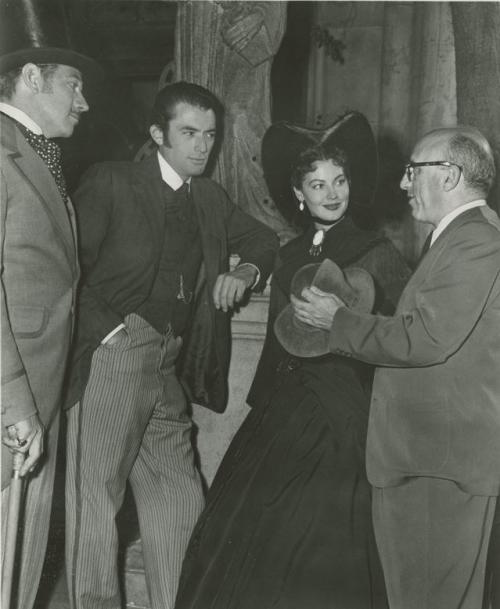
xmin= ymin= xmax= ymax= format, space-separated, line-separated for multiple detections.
xmin=404 ymin=161 xmax=462 ymax=182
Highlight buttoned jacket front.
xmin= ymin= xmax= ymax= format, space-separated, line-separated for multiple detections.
xmin=0 ymin=113 xmax=79 ymax=487
xmin=329 ymin=206 xmax=500 ymax=495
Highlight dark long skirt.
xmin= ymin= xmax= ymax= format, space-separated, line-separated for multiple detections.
xmin=175 ymin=364 xmax=388 ymax=609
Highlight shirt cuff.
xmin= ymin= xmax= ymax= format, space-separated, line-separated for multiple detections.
xmin=238 ymin=262 xmax=260 ymax=289
xmin=101 ymin=323 xmax=126 ymax=344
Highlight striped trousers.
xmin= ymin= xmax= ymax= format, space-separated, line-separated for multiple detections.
xmin=65 ymin=314 xmax=204 ymax=609
xmin=1 ymin=415 xmax=59 ymax=609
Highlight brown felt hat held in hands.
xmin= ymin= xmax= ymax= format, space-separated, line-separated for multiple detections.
xmin=274 ymin=259 xmax=375 ymax=358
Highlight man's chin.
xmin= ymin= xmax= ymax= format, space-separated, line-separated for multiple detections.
xmin=62 ymin=116 xmax=81 ymax=137
xmin=190 ymin=165 xmax=207 ymax=176
xmin=49 ymin=123 xmax=76 ymax=138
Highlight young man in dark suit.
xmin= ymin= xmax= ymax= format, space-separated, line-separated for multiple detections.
xmin=292 ymin=126 xmax=500 ymax=609
xmin=0 ymin=1 xmax=91 ymax=607
xmin=65 ymin=81 xmax=279 ymax=609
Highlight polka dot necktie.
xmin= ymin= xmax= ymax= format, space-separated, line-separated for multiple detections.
xmin=19 ymin=125 xmax=68 ymax=201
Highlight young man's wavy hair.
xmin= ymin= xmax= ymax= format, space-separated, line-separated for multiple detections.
xmin=150 ymin=81 xmax=224 ymax=146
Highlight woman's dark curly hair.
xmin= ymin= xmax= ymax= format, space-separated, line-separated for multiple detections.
xmin=289 ymin=144 xmax=356 ymax=229
xmin=290 ymin=144 xmax=350 ymax=191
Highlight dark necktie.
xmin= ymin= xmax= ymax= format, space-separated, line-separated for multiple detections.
xmin=417 ymin=231 xmax=433 ymax=263
xmin=164 ymin=182 xmax=190 ymax=219
xmin=18 ymin=125 xmax=68 ymax=201
xmin=175 ymin=182 xmax=189 ymax=202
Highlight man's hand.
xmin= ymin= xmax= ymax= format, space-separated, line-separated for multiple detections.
xmin=105 ymin=327 xmax=128 ymax=346
xmin=2 ymin=414 xmax=44 ymax=476
xmin=291 ymin=286 xmax=345 ymax=330
xmin=213 ymin=265 xmax=258 ymax=312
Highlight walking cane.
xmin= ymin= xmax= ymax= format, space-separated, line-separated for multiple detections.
xmin=2 ymin=451 xmax=26 ymax=609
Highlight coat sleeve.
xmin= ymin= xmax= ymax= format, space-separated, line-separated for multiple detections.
xmin=0 ymin=167 xmax=37 ymax=426
xmin=246 ymin=252 xmax=291 ymax=407
xmin=73 ymin=164 xmax=124 ymax=346
xmin=223 ymin=192 xmax=279 ymax=292
xmin=329 ymin=222 xmax=500 ymax=367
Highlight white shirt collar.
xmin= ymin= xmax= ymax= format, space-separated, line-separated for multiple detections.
xmin=0 ymin=102 xmax=43 ymax=135
xmin=431 ymin=199 xmax=486 ymax=246
xmin=156 ymin=151 xmax=190 ymax=192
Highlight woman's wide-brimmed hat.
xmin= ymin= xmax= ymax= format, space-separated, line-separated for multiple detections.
xmin=274 ymin=258 xmax=375 ymax=358
xmin=262 ymin=112 xmax=378 ymax=223
xmin=0 ymin=0 xmax=100 ymax=80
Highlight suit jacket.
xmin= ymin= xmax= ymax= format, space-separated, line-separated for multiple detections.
xmin=0 ymin=113 xmax=79 ymax=488
xmin=66 ymin=154 xmax=278 ymax=411
xmin=329 ymin=206 xmax=500 ymax=495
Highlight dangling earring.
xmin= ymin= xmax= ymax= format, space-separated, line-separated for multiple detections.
xmin=294 ymin=188 xmax=305 ymax=212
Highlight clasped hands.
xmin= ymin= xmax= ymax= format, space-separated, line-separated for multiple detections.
xmin=291 ymin=286 xmax=345 ymax=330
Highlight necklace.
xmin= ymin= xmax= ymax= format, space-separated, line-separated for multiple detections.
xmin=310 ymin=215 xmax=340 ymax=226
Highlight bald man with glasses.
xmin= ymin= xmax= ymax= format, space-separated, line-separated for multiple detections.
xmin=290 ymin=126 xmax=500 ymax=609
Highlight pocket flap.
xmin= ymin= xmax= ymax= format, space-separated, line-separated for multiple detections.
xmin=11 ymin=305 xmax=49 ymax=338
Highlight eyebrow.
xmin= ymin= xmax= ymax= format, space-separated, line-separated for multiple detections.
xmin=178 ymin=124 xmax=216 ymax=133
xmin=65 ymin=71 xmax=83 ymax=83
xmin=308 ymin=173 xmax=345 ymax=183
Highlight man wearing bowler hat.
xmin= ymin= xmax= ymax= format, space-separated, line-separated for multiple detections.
xmin=292 ymin=125 xmax=500 ymax=609
xmin=0 ymin=1 xmax=94 ymax=607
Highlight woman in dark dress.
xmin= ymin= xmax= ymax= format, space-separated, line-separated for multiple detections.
xmin=175 ymin=116 xmax=410 ymax=609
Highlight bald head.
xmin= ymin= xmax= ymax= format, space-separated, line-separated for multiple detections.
xmin=401 ymin=126 xmax=496 ymax=227
xmin=422 ymin=126 xmax=495 ymax=197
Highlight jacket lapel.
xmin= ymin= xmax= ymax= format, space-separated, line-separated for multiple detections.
xmin=190 ymin=178 xmax=222 ymax=286
xmin=398 ymin=208 xmax=483 ymax=310
xmin=2 ymin=115 xmax=78 ymax=270
xmin=131 ymin=154 xmax=165 ymax=253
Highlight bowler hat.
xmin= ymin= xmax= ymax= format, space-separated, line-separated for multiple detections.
xmin=0 ymin=0 xmax=99 ymax=79
xmin=274 ymin=259 xmax=375 ymax=358
xmin=262 ymin=112 xmax=377 ymax=223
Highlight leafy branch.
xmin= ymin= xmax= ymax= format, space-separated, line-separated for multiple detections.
xmin=311 ymin=25 xmax=346 ymax=64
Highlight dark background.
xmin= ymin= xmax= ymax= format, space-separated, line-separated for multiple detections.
xmin=62 ymin=1 xmax=314 ymax=192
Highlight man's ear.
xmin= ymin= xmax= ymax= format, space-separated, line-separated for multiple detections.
xmin=443 ymin=164 xmax=461 ymax=192
xmin=149 ymin=124 xmax=164 ymax=146
xmin=21 ymin=63 xmax=43 ymax=94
